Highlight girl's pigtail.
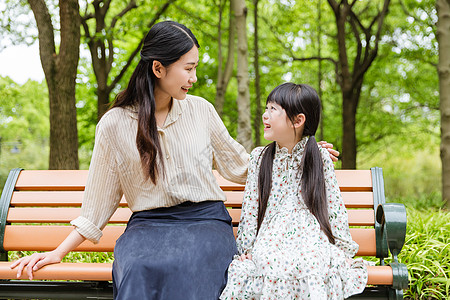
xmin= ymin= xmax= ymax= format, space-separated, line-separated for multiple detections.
xmin=301 ymin=135 xmax=335 ymax=244
xmin=257 ymin=142 xmax=277 ymax=233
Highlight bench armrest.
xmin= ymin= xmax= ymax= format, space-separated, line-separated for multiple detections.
xmin=0 ymin=168 xmax=23 ymax=260
xmin=376 ymin=203 xmax=409 ymax=290
xmin=376 ymin=203 xmax=407 ymax=259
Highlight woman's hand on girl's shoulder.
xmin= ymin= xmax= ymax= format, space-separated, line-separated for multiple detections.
xmin=318 ymin=141 xmax=340 ymax=162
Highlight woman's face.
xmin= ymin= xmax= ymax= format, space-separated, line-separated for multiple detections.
xmin=154 ymin=46 xmax=199 ymax=101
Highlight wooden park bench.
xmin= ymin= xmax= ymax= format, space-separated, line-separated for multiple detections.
xmin=0 ymin=167 xmax=408 ymax=299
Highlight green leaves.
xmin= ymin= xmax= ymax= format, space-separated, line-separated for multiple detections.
xmin=401 ymin=208 xmax=450 ymax=299
xmin=0 ymin=76 xmax=49 ymax=188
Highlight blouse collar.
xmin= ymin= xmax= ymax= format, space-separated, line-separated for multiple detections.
xmin=275 ymin=136 xmax=309 ymax=161
xmin=125 ymin=97 xmax=183 ymax=128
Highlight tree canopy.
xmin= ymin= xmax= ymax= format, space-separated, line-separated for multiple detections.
xmin=0 ymin=0 xmax=444 ymax=206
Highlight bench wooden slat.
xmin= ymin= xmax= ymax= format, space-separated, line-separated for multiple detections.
xmin=13 ymin=170 xmax=372 ymax=192
xmin=4 ymin=226 xmax=376 ymax=256
xmin=10 ymin=191 xmax=128 ymax=207
xmin=227 ymin=192 xmax=374 ymax=208
xmin=341 ymin=192 xmax=374 ymax=208
xmin=367 ymin=265 xmax=393 ymax=285
xmin=347 ymin=209 xmax=375 ymax=226
xmin=350 ymin=228 xmax=377 ymax=256
xmin=6 ymin=207 xmax=132 ymax=223
xmin=3 ymin=226 xmax=124 ymax=252
xmin=230 ymin=227 xmax=376 ymax=256
xmin=335 ymin=170 xmax=372 ymax=191
xmin=223 ymin=192 xmax=246 ymax=207
xmin=13 ymin=170 xmax=247 ymax=192
xmin=6 ymin=207 xmax=241 ymax=225
xmin=214 ymin=177 xmax=245 ymax=191
xmin=229 ymin=210 xmax=375 ymax=227
xmin=11 ymin=191 xmax=243 ymax=207
xmin=11 ymin=191 xmax=375 ymax=209
xmin=14 ymin=171 xmax=89 ymax=191
xmin=0 ymin=262 xmax=113 ymax=281
xmin=7 ymin=207 xmax=374 ymax=226
xmin=0 ymin=262 xmax=392 ymax=285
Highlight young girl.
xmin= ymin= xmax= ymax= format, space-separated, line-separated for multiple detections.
xmin=220 ymin=83 xmax=368 ymax=299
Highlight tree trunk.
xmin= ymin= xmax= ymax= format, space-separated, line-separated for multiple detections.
xmin=97 ymin=85 xmax=110 ymax=119
xmin=437 ymin=0 xmax=450 ymax=209
xmin=253 ymin=0 xmax=261 ymax=146
xmin=341 ymin=79 xmax=363 ymax=170
xmin=341 ymin=98 xmax=356 ymax=169
xmin=233 ymin=0 xmax=252 ymax=152
xmin=333 ymin=1 xmax=354 ymax=169
xmin=328 ymin=0 xmax=390 ymax=169
xmin=29 ymin=0 xmax=80 ymax=170
xmin=215 ymin=0 xmax=235 ymax=117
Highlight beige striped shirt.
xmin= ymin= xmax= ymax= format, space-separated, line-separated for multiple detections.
xmin=71 ymin=95 xmax=250 ymax=243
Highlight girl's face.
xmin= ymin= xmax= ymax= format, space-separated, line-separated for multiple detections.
xmin=262 ymin=102 xmax=296 ymax=148
xmin=154 ymin=46 xmax=199 ymax=101
xmin=263 ymin=101 xmax=305 ymax=151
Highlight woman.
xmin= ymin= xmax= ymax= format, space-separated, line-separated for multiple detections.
xmin=11 ymin=21 xmax=338 ymax=299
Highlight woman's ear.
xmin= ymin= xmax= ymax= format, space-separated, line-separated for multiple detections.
xmin=293 ymin=113 xmax=306 ymax=129
xmin=152 ymin=61 xmax=166 ymax=79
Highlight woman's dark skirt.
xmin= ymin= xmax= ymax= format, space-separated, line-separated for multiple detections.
xmin=112 ymin=200 xmax=238 ymax=300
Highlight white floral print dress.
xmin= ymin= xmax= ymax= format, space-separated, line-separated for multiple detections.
xmin=220 ymin=137 xmax=368 ymax=300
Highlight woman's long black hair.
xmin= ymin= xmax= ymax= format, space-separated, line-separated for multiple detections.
xmin=112 ymin=21 xmax=200 ymax=184
xmin=256 ymin=83 xmax=335 ymax=244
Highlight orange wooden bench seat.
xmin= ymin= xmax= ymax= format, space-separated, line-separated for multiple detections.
xmin=0 ymin=168 xmax=408 ymax=299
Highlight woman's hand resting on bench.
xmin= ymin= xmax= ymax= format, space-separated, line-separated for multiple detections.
xmin=10 ymin=229 xmax=86 ymax=280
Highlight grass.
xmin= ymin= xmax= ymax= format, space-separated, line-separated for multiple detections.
xmin=400 ymin=208 xmax=450 ymax=299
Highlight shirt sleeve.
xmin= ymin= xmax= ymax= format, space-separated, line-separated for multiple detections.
xmin=235 ymin=147 xmax=263 ymax=255
xmin=320 ymin=147 xmax=359 ymax=257
xmin=208 ymin=103 xmax=250 ymax=184
xmin=70 ymin=123 xmax=123 ymax=244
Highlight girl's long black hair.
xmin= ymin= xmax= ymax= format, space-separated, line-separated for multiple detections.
xmin=112 ymin=21 xmax=199 ymax=184
xmin=257 ymin=83 xmax=335 ymax=244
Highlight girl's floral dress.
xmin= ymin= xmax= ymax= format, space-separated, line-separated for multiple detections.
xmin=220 ymin=137 xmax=368 ymax=300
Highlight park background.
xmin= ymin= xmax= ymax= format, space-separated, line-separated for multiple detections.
xmin=0 ymin=0 xmax=449 ymax=298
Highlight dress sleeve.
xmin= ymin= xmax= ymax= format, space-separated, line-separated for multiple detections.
xmin=235 ymin=147 xmax=263 ymax=255
xmin=320 ymin=147 xmax=359 ymax=257
xmin=208 ymin=103 xmax=249 ymax=184
xmin=70 ymin=123 xmax=123 ymax=244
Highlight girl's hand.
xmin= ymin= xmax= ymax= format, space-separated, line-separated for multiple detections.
xmin=318 ymin=141 xmax=340 ymax=162
xmin=237 ymin=253 xmax=252 ymax=261
xmin=346 ymin=257 xmax=353 ymax=266
xmin=10 ymin=250 xmax=64 ymax=280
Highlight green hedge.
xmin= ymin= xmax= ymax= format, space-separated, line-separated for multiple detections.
xmin=400 ymin=208 xmax=450 ymax=299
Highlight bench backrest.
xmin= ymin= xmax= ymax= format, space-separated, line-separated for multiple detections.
xmin=0 ymin=168 xmax=387 ymax=259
